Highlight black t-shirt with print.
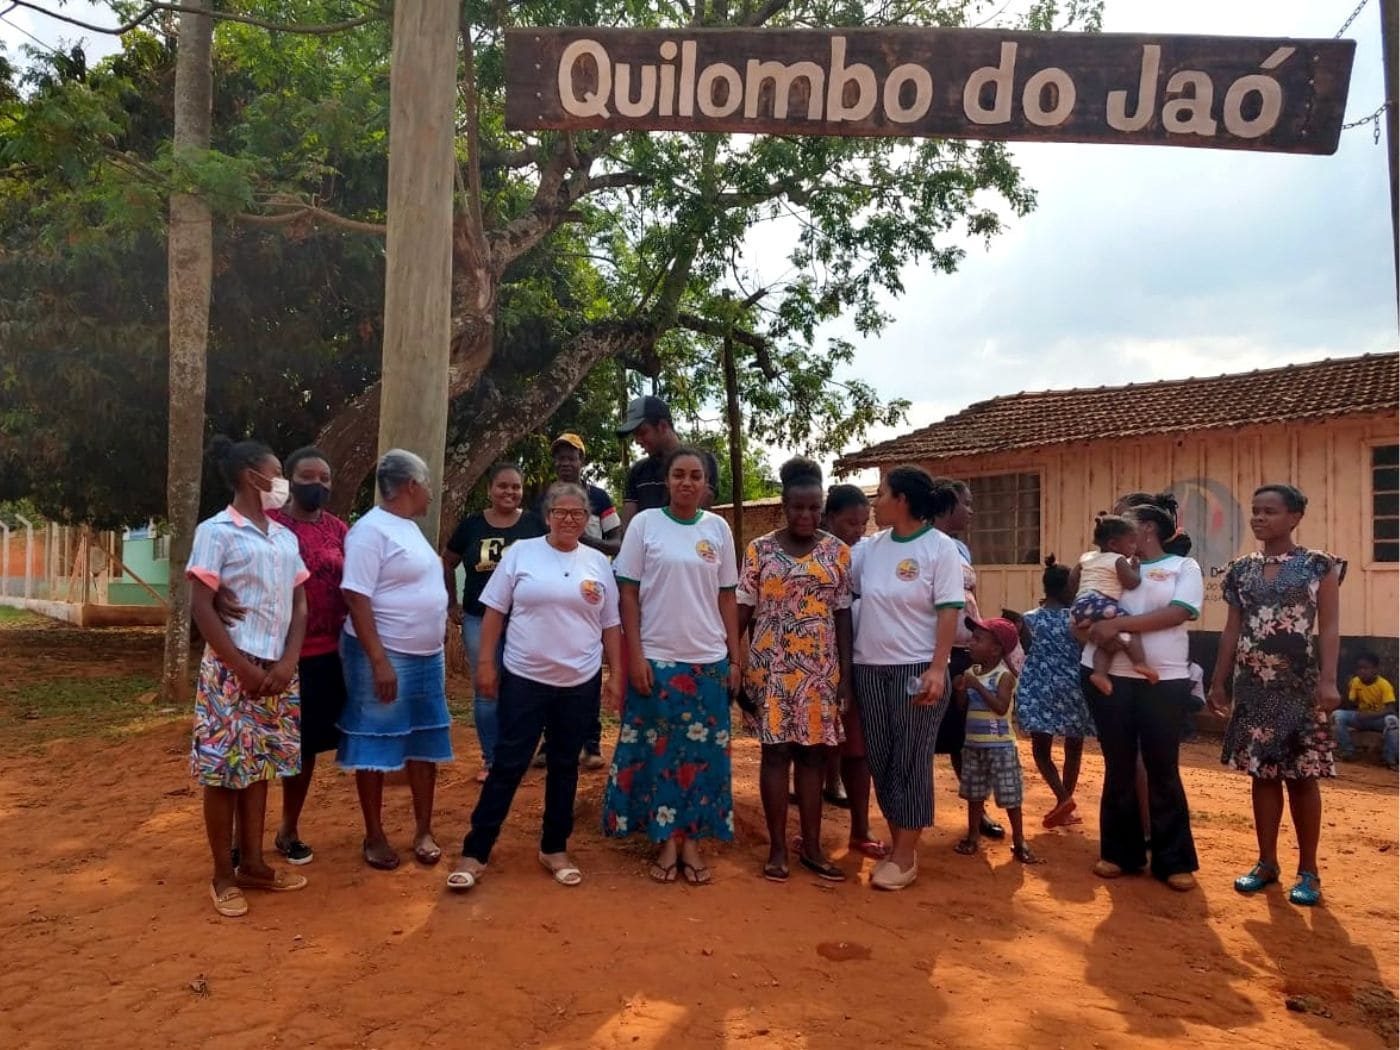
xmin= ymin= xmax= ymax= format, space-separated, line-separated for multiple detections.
xmin=623 ymin=450 xmax=720 ymax=512
xmin=446 ymin=511 xmax=547 ymax=616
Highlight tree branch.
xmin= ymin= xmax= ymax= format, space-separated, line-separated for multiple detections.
xmin=236 ymin=205 xmax=386 ymax=235
xmin=676 ymin=312 xmax=779 ymax=379
xmin=459 ymin=22 xmax=487 ymax=258
xmin=744 ymin=0 xmax=791 ymax=26
xmin=8 ymin=0 xmax=383 ymax=36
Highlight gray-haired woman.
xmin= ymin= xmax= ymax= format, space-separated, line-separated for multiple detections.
xmin=338 ymin=450 xmax=453 ymax=870
xmin=448 ymin=482 xmax=623 ymax=891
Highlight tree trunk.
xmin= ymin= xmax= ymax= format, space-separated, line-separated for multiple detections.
xmin=159 ymin=0 xmax=214 ymax=702
xmin=721 ymin=330 xmax=743 ymax=558
xmin=319 ymin=275 xmax=496 ymax=518
xmin=437 ymin=319 xmax=658 ymax=536
xmin=375 ymin=0 xmax=461 ymax=545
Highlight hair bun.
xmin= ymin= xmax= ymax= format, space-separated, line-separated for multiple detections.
xmin=779 ymin=456 xmax=823 ymax=489
xmin=1044 ymin=554 xmax=1057 ymax=567
xmin=206 ymin=435 xmax=234 ymax=463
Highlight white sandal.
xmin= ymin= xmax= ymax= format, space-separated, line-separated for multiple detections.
xmin=538 ymin=851 xmax=583 ymax=887
xmin=446 ymin=862 xmax=485 ymax=892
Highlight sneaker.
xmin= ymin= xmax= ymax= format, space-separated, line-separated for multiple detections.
xmin=275 ymin=837 xmax=314 ymax=865
xmin=1093 ymin=859 xmax=1124 ymax=879
xmin=1165 ymin=872 xmax=1197 ymax=892
xmin=582 ymin=751 xmax=606 ymax=771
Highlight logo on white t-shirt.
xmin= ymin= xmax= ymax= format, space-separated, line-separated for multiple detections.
xmin=895 ymin=558 xmax=919 ymax=582
xmin=695 ymin=539 xmax=719 ymax=564
xmin=579 ymin=579 xmax=604 ymax=605
xmin=1146 ymin=567 xmax=1170 ymax=582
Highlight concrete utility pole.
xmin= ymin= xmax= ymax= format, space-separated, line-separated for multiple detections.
xmin=377 ymin=0 xmax=459 ymax=543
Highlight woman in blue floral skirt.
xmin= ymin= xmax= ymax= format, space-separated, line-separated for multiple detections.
xmin=602 ymin=448 xmax=743 ymax=885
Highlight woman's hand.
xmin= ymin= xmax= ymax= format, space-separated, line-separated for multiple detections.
xmin=372 ymin=656 xmax=398 ymax=704
xmin=629 ymin=659 xmax=654 ymax=696
xmin=1087 ymin=620 xmax=1124 ymax=647
xmin=726 ymin=662 xmax=743 ymax=697
xmin=475 ymin=659 xmax=499 ymax=702
xmin=913 ymin=666 xmax=946 ymax=707
xmin=1315 ymin=679 xmax=1342 ymax=713
xmin=447 ymin=602 xmax=464 ymax=627
xmin=236 ymin=659 xmax=270 ymax=697
xmin=213 ymin=586 xmax=247 ymax=627
xmin=837 ymin=677 xmax=854 ymax=714
xmin=262 ymin=657 xmax=296 ymax=698
xmin=602 ymin=672 xmax=623 ymax=714
xmin=1207 ymin=682 xmax=1231 ymax=718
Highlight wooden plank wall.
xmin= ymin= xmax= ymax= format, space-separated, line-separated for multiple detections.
xmin=917 ymin=412 xmax=1399 ymax=637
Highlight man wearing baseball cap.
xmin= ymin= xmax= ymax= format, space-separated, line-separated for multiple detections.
xmin=616 ymin=396 xmax=718 ymax=529
xmin=547 ymin=433 xmax=622 ymax=557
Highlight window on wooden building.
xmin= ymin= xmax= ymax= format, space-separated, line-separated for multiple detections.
xmin=966 ymin=472 xmax=1041 ymax=565
xmin=1374 ymin=444 xmax=1399 ymax=563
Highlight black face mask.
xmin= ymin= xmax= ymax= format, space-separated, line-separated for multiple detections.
xmin=291 ymin=481 xmax=331 ymax=511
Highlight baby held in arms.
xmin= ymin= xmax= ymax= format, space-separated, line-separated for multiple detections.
xmin=1071 ymin=515 xmax=1159 ymax=695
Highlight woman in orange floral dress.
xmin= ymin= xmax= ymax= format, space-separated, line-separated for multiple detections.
xmin=737 ymin=458 xmax=853 ymax=883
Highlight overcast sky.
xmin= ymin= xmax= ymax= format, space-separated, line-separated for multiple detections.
xmin=4 ymin=1 xmax=1396 ymax=483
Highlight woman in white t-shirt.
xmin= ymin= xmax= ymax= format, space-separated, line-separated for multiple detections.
xmin=851 ymin=465 xmax=965 ymax=891
xmin=446 ymin=483 xmax=623 ymax=892
xmin=601 ymin=448 xmax=742 ymax=886
xmin=1080 ymin=502 xmax=1202 ymax=892
xmin=337 ymin=450 xmax=453 ymax=871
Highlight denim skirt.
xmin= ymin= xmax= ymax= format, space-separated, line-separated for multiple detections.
xmin=336 ymin=631 xmax=454 ymax=772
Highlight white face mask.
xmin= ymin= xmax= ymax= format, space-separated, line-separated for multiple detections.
xmin=260 ymin=476 xmax=290 ymax=511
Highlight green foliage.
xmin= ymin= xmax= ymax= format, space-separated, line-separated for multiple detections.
xmin=0 ymin=0 xmax=1102 ymax=525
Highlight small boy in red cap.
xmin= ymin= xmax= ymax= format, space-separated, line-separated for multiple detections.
xmin=954 ymin=616 xmax=1042 ymax=863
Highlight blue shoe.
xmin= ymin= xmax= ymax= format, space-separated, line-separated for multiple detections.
xmin=1234 ymin=861 xmax=1280 ymax=894
xmin=1289 ymin=870 xmax=1322 ymax=907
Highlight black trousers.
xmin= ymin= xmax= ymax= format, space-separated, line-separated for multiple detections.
xmin=1083 ymin=670 xmax=1199 ymax=879
xmin=463 ymin=668 xmax=600 ymax=862
xmin=539 ymin=688 xmax=602 ymax=755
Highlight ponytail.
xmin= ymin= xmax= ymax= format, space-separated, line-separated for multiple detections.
xmin=886 ymin=464 xmax=955 ymax=522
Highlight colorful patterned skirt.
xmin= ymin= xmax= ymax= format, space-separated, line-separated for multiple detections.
xmin=601 ymin=659 xmax=734 ymax=843
xmin=336 ymin=632 xmax=454 ymax=772
xmin=190 ymin=647 xmax=301 ymax=789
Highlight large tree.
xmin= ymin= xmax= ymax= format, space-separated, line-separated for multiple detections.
xmin=1 ymin=0 xmax=1103 ymax=537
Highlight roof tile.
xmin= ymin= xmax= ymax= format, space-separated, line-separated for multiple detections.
xmin=838 ymin=352 xmax=1399 ymax=471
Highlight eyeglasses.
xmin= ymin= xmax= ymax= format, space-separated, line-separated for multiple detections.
xmin=549 ymin=509 xmax=589 ymax=523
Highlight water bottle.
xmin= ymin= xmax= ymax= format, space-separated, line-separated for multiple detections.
xmin=905 ymin=675 xmax=924 ymax=696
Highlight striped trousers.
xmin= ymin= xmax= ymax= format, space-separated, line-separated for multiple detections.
xmin=853 ymin=663 xmax=950 ymax=830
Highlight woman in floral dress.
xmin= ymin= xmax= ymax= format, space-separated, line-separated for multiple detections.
xmin=1016 ymin=556 xmax=1095 ymax=829
xmin=602 ymin=448 xmax=743 ymax=885
xmin=738 ymin=458 xmax=853 ymax=883
xmin=1209 ymin=484 xmax=1342 ymax=907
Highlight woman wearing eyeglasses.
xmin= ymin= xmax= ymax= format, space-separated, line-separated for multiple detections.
xmin=448 ymin=483 xmax=623 ymax=891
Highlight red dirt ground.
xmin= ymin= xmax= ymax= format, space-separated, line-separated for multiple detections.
xmin=0 ymin=619 xmax=1396 ymax=1049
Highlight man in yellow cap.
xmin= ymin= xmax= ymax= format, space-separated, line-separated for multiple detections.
xmin=548 ymin=433 xmax=622 ymax=558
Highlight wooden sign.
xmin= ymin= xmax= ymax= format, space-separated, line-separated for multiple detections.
xmin=505 ymin=28 xmax=1356 ymax=154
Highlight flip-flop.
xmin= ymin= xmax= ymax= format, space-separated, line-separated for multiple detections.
xmin=234 ymin=869 xmax=308 ymax=892
xmin=762 ymin=861 xmax=790 ymax=882
xmin=414 ymin=840 xmax=443 ymax=866
xmin=538 ymin=852 xmax=583 ymax=886
xmin=649 ymin=859 xmax=679 ymax=883
xmin=679 ymin=861 xmax=712 ymax=886
xmin=209 ymin=882 xmax=248 ymax=918
xmin=799 ymin=855 xmax=846 ymax=881
xmin=848 ymin=837 xmax=891 ymax=860
xmin=953 ymin=838 xmax=979 ymax=856
xmin=363 ymin=841 xmax=400 ymax=871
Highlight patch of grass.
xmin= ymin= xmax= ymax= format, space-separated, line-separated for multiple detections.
xmin=0 ymin=606 xmax=41 ymax=626
xmin=0 ymin=672 xmax=181 ymax=746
